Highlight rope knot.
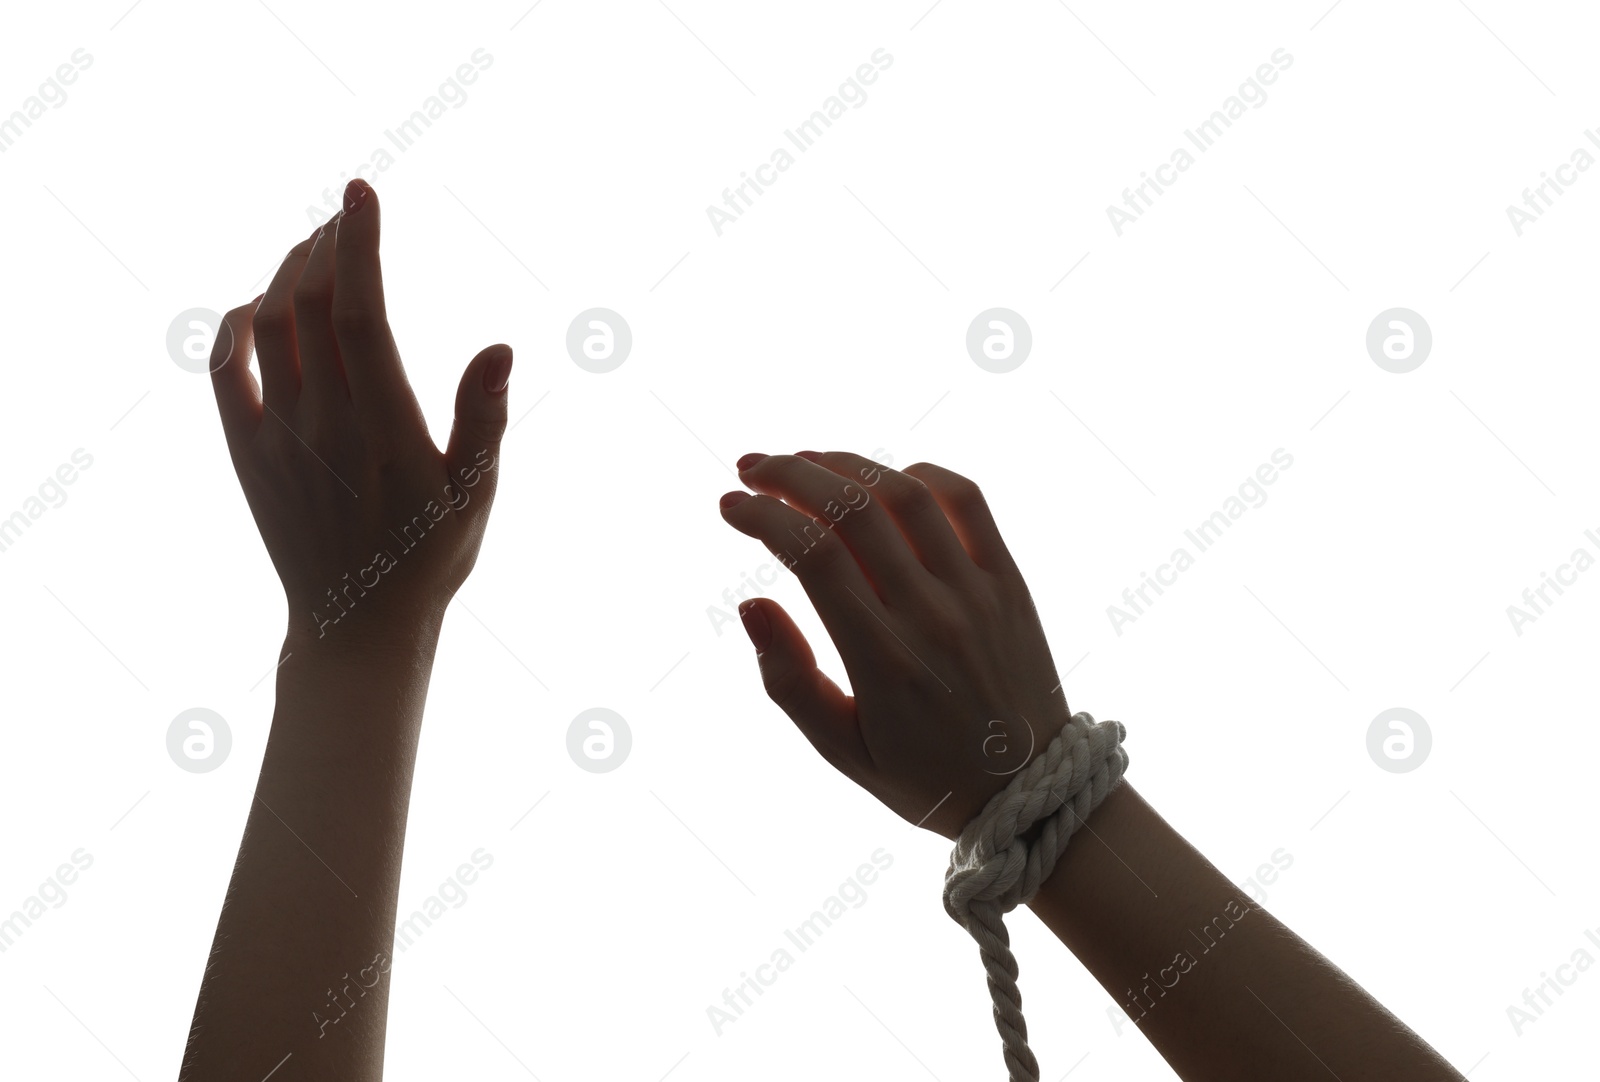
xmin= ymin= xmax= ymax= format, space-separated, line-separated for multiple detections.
xmin=942 ymin=710 xmax=1128 ymax=1082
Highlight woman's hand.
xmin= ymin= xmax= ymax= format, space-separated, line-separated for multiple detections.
xmin=720 ymin=451 xmax=1070 ymax=839
xmin=183 ymin=180 xmax=515 ymax=1082
xmin=208 ymin=178 xmax=512 ymax=648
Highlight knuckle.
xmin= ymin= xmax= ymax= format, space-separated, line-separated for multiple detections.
xmin=802 ymin=529 xmax=849 ymax=575
xmin=251 ymin=307 xmax=293 ymax=345
xmin=331 ymin=305 xmax=383 ymax=342
xmin=453 ymin=415 xmax=505 ymax=451
xmin=903 ymin=462 xmax=983 ymax=509
xmin=947 ymin=477 xmax=986 ymax=509
xmin=292 ymin=277 xmax=333 ymax=314
xmin=886 ymin=471 xmax=936 ymax=511
xmin=832 ymin=483 xmax=876 ymax=524
xmin=781 ymin=526 xmax=842 ymax=582
xmin=762 ymin=660 xmax=807 ymax=715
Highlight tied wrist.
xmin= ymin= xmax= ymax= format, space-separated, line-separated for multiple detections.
xmin=942 ymin=710 xmax=1129 ymax=1082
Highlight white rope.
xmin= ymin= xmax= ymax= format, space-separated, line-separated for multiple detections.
xmin=943 ymin=710 xmax=1129 ymax=1082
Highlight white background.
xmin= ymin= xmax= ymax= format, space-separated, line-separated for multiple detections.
xmin=1 ymin=0 xmax=1597 ymax=1079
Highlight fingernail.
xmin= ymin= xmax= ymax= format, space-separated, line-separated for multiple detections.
xmin=484 ymin=345 xmax=513 ymax=394
xmin=720 ymin=490 xmax=749 ymax=510
xmin=739 ymin=599 xmax=771 ymax=652
xmin=344 ymin=177 xmax=371 ymax=215
xmin=795 ymin=450 xmax=822 ymax=461
xmin=736 ymin=452 xmax=766 ymax=471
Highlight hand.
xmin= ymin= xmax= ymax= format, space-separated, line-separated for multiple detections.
xmin=720 ymin=451 xmax=1071 ymax=840
xmin=208 ymin=179 xmax=512 ymax=648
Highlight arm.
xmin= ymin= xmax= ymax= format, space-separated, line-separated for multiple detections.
xmin=180 ymin=631 xmax=440 ymax=1080
xmin=1029 ymin=782 xmax=1460 ymax=1080
xmin=180 ymin=178 xmax=512 ymax=1081
xmin=718 ymin=449 xmax=1459 ymax=1082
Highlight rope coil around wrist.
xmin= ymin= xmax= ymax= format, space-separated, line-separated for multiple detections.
xmin=943 ymin=710 xmax=1129 ymax=1082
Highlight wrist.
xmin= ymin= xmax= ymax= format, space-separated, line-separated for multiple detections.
xmin=282 ymin=604 xmax=445 ymax=663
xmin=270 ymin=615 xmax=443 ymax=736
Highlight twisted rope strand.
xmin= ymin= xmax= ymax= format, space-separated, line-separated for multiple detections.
xmin=943 ymin=711 xmax=1129 ymax=1082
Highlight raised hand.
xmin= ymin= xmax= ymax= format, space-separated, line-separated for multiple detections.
xmin=180 ymin=181 xmax=513 ymax=1082
xmin=719 ymin=450 xmax=1069 ymax=840
xmin=209 ymin=178 xmax=512 ymax=647
xmin=720 ymin=450 xmax=1465 ymax=1082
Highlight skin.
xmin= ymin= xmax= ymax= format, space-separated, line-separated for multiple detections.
xmin=720 ymin=450 xmax=1464 ymax=1082
xmin=173 ymin=186 xmax=1452 ymax=1080
xmin=179 ymin=178 xmax=511 ymax=1082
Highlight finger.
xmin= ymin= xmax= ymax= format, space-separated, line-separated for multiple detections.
xmin=900 ymin=462 xmax=1018 ymax=575
xmin=796 ymin=450 xmax=976 ymax=584
xmin=736 ymin=452 xmax=931 ymax=602
xmin=333 ymin=179 xmax=418 ymax=419
xmin=719 ymin=487 xmax=892 ymax=663
xmin=739 ymin=597 xmax=869 ymax=778
xmin=292 ymin=211 xmax=349 ymax=420
xmin=444 ymin=343 xmax=512 ymax=506
xmin=253 ymin=235 xmax=317 ymax=416
xmin=208 ymin=296 xmax=263 ymax=452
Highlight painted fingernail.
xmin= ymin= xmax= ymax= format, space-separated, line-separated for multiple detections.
xmin=344 ymin=178 xmax=371 ymax=215
xmin=720 ymin=490 xmax=750 ymax=510
xmin=484 ymin=345 xmax=513 ymax=393
xmin=738 ymin=599 xmax=771 ymax=652
xmin=736 ymin=452 xmax=766 ymax=471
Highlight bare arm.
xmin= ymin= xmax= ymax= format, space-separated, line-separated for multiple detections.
xmin=1029 ymin=781 xmax=1460 ymax=1081
xmin=181 ymin=179 xmax=511 ymax=1080
xmin=720 ymin=449 xmax=1460 ymax=1081
xmin=180 ymin=630 xmax=440 ymax=1080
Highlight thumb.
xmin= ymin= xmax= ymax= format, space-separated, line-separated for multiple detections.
xmin=445 ymin=342 xmax=512 ymax=491
xmin=738 ymin=597 xmax=867 ymax=777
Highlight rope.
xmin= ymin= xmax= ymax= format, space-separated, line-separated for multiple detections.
xmin=943 ymin=710 xmax=1129 ymax=1082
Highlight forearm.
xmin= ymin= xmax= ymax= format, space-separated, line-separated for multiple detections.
xmin=1026 ymin=782 xmax=1460 ymax=1082
xmin=179 ymin=622 xmax=441 ymax=1081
